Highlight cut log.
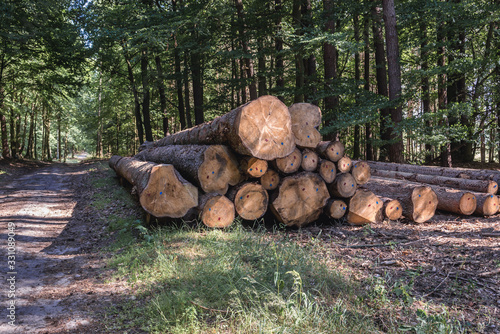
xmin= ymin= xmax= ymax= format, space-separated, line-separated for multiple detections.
xmin=109 ymin=156 xmax=198 ymax=218
xmin=270 ymin=172 xmax=330 ymax=227
xmin=301 ymin=149 xmax=319 ymax=172
xmin=367 ymin=176 xmax=478 ymax=216
xmin=288 ymin=103 xmax=322 ymax=148
xmin=379 ymin=197 xmax=403 ymax=221
xmin=240 ymin=156 xmax=268 ymax=178
xmin=135 ymin=145 xmax=241 ymax=195
xmin=351 ymin=161 xmax=371 ymax=185
xmin=474 ymin=194 xmax=499 ymax=216
xmin=371 ymin=169 xmax=498 ymax=195
xmin=316 ymin=141 xmax=345 ymax=162
xmin=363 ymin=177 xmax=438 ymax=223
xmin=325 ymin=199 xmax=348 ymax=219
xmin=347 ymin=190 xmax=384 ymax=225
xmin=198 ymin=193 xmax=235 ymax=228
xmin=228 ymin=183 xmax=269 ymax=220
xmin=260 ymin=169 xmax=280 ymax=191
xmin=274 ymin=147 xmax=302 ymax=174
xmin=365 ymin=160 xmax=500 ymax=186
xmin=139 ymin=95 xmax=295 ymax=160
xmin=318 ymin=159 xmax=337 ymax=183
xmin=329 ymin=173 xmax=357 ymax=198
xmin=337 ymin=156 xmax=352 ymax=173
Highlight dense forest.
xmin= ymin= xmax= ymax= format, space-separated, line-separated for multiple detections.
xmin=1 ymin=0 xmax=499 ymax=166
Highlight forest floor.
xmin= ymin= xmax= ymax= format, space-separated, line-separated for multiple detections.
xmin=0 ymin=158 xmax=498 ymax=333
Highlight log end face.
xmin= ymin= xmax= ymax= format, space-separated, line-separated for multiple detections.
xmin=325 ymin=141 xmax=345 ymax=162
xmin=319 ymin=160 xmax=336 ymax=183
xmin=234 ymin=183 xmax=269 ymax=220
xmin=459 ymin=192 xmax=476 ymax=216
xmin=337 ymin=156 xmax=352 ymax=174
xmin=292 ymin=125 xmax=321 ymax=149
xmin=198 ymin=145 xmax=239 ymax=194
xmin=238 ymin=95 xmax=295 ymax=160
xmin=384 ymin=199 xmax=403 ymax=220
xmin=487 ymin=181 xmax=498 ymax=195
xmin=352 ymin=161 xmax=371 ymax=185
xmin=275 ymin=148 xmax=302 ymax=174
xmin=477 ymin=194 xmax=499 ymax=216
xmin=288 ymin=103 xmax=322 ymax=127
xmin=348 ymin=190 xmax=383 ymax=224
xmin=260 ymin=169 xmax=280 ymax=190
xmin=201 ymin=195 xmax=235 ymax=228
xmin=301 ymin=149 xmax=319 ymax=172
xmin=246 ymin=157 xmax=268 ymax=178
xmin=330 ymin=173 xmax=357 ymax=198
xmin=326 ymin=199 xmax=347 ymax=219
xmin=140 ymin=165 xmax=198 ymax=218
xmin=411 ymin=186 xmax=438 ymax=223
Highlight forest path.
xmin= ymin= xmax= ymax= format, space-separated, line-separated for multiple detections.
xmin=0 ymin=163 xmax=114 ymax=333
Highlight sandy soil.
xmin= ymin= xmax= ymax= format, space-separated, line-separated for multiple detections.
xmin=0 ymin=162 xmax=127 ymax=334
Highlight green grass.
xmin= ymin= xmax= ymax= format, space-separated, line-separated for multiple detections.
xmin=88 ymin=162 xmax=465 ymax=334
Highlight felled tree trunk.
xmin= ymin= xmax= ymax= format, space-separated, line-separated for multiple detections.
xmin=351 ymin=161 xmax=371 ymax=185
xmin=135 ymin=145 xmax=241 ymax=195
xmin=365 ymin=160 xmax=500 ymax=185
xmin=260 ymin=169 xmax=280 ymax=191
xmin=371 ymin=169 xmax=498 ymax=195
xmin=337 ymin=156 xmax=352 ymax=173
xmin=197 ymin=193 xmax=235 ymax=228
xmin=274 ymin=147 xmax=302 ymax=174
xmin=228 ymin=182 xmax=269 ymax=220
xmin=109 ymin=156 xmax=198 ymax=218
xmin=347 ymin=190 xmax=383 ymax=225
xmin=379 ymin=197 xmax=403 ymax=220
xmin=363 ymin=177 xmax=438 ymax=222
xmin=301 ymin=148 xmax=319 ymax=172
xmin=329 ymin=173 xmax=357 ymax=198
xmin=325 ymin=199 xmax=347 ymax=219
xmin=318 ymin=159 xmax=337 ymax=183
xmin=270 ymin=172 xmax=329 ymax=227
xmin=316 ymin=141 xmax=344 ymax=162
xmin=288 ymin=103 xmax=321 ymax=148
xmin=240 ymin=156 xmax=268 ymax=178
xmin=474 ymin=194 xmax=499 ymax=216
xmin=139 ymin=95 xmax=295 ymax=160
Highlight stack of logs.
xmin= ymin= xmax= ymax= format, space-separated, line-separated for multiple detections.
xmin=109 ymin=95 xmax=499 ymax=227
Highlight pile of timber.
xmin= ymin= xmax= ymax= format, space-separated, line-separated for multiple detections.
xmin=109 ymin=95 xmax=499 ymax=228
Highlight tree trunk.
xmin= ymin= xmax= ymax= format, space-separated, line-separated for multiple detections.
xmin=364 ymin=160 xmax=500 ymax=184
xmin=288 ymin=103 xmax=322 ymax=149
xmin=191 ymin=50 xmax=204 ymax=125
xmin=382 ymin=0 xmax=404 ymax=163
xmin=316 ymin=140 xmax=345 ymax=162
xmin=437 ymin=18 xmax=450 ymax=167
xmin=275 ymin=0 xmax=284 ymax=100
xmin=227 ymin=182 xmax=268 ymax=220
xmin=351 ymin=161 xmax=371 ymax=185
xmin=274 ymin=147 xmax=302 ymax=174
xmin=139 ymin=95 xmax=295 ymax=160
xmin=325 ymin=199 xmax=347 ymax=219
xmin=421 ymin=21 xmax=432 ymax=163
xmin=323 ymin=0 xmax=339 ymax=140
xmin=293 ymin=0 xmax=304 ymax=103
xmin=301 ymin=148 xmax=319 ymax=172
xmin=270 ymin=171 xmax=329 ymax=227
xmin=124 ymin=50 xmax=144 ymax=145
xmin=234 ymin=0 xmax=257 ymax=100
xmin=184 ymin=52 xmax=193 ymax=128
xmin=156 ymin=55 xmax=171 ymax=135
xmin=196 ymin=193 xmax=235 ymax=228
xmin=474 ymin=194 xmax=499 ymax=216
xmin=318 ymin=159 xmax=337 ymax=183
xmin=96 ymin=68 xmax=103 ymax=157
xmin=379 ymin=197 xmax=403 ymax=220
xmin=347 ymin=189 xmax=383 ymax=225
xmin=257 ymin=37 xmax=267 ymax=96
xmin=260 ymin=168 xmax=280 ymax=191
xmin=136 ymin=145 xmax=241 ymax=195
xmin=371 ymin=4 xmax=391 ymax=160
xmin=353 ymin=14 xmax=361 ymax=159
xmin=370 ymin=169 xmax=498 ymax=194
xmin=109 ymin=156 xmax=198 ymax=218
xmin=329 ymin=172 xmax=357 ymax=198
xmin=363 ymin=14 xmax=373 ymax=160
xmin=26 ymin=102 xmax=36 ymax=159
xmin=141 ymin=50 xmax=153 ymax=142
xmin=302 ymin=0 xmax=317 ymax=104
xmin=362 ymin=177 xmax=438 ymax=223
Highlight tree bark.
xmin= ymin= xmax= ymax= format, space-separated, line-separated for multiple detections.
xmin=155 ymin=55 xmax=171 ymax=135
xmin=371 ymin=169 xmax=498 ymax=194
xmin=109 ymin=156 xmax=198 ymax=218
xmin=353 ymin=14 xmax=361 ymax=159
xmin=363 ymin=14 xmax=373 ymax=160
xmin=184 ymin=52 xmax=193 ymax=128
xmin=293 ymin=0 xmax=304 ymax=103
xmin=420 ymin=20 xmax=432 ymax=163
xmin=124 ymin=49 xmax=144 ymax=145
xmin=139 ymin=95 xmax=295 ymax=160
xmin=136 ymin=145 xmax=241 ymax=195
xmin=323 ymin=0 xmax=339 ymax=140
xmin=191 ymin=50 xmax=204 ymax=125
xmin=234 ymin=0 xmax=257 ymax=100
xmin=270 ymin=171 xmax=330 ymax=227
xmin=275 ymin=0 xmax=284 ymax=100
xmin=382 ymin=0 xmax=404 ymax=163
xmin=141 ymin=50 xmax=153 ymax=142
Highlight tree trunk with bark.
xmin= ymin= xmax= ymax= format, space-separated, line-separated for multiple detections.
xmin=140 ymin=96 xmax=295 ymax=160
xmin=323 ymin=0 xmax=339 ymax=140
xmin=136 ymin=145 xmax=241 ymax=195
xmin=109 ymin=156 xmax=198 ymax=218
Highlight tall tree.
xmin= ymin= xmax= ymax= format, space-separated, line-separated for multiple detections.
xmin=323 ymin=0 xmax=339 ymax=140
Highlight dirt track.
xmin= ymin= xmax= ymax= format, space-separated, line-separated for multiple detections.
xmin=0 ymin=163 xmax=113 ymax=333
